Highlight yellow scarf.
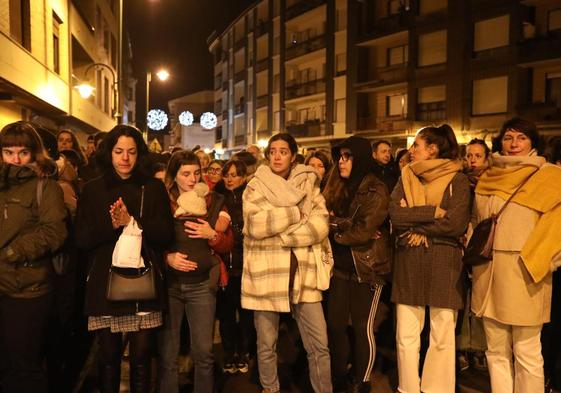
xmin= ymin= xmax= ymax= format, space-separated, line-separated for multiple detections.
xmin=476 ymin=153 xmax=561 ymax=283
xmin=401 ymin=159 xmax=463 ymax=246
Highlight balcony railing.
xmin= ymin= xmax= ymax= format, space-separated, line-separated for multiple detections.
xmin=518 ymin=101 xmax=561 ymax=122
xmin=285 ymin=35 xmax=326 ymax=61
xmin=518 ymin=32 xmax=561 ymax=64
xmin=234 ymin=134 xmax=247 ymax=146
xmin=256 ymin=94 xmax=268 ymax=108
xmin=214 ymin=75 xmax=222 ymax=90
xmin=285 ymin=0 xmax=326 ymax=21
xmin=234 ymin=37 xmax=246 ymax=52
xmin=417 ymin=102 xmax=446 ymax=122
xmin=234 ymin=70 xmax=245 ymax=83
xmin=255 ymin=58 xmax=268 ymax=73
xmin=235 ymin=104 xmax=245 ymax=115
xmin=358 ymin=64 xmax=408 ymax=88
xmin=285 ymin=78 xmax=326 ymax=100
xmin=256 ymin=21 xmax=269 ymax=37
xmin=286 ymin=119 xmax=324 ymax=137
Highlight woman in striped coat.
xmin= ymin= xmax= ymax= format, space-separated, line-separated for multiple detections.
xmin=242 ymin=133 xmax=332 ymax=393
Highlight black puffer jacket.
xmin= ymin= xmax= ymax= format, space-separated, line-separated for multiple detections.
xmin=75 ymin=171 xmax=174 ymax=316
xmin=0 ymin=164 xmax=67 ymax=298
xmin=214 ymin=180 xmax=245 ymax=276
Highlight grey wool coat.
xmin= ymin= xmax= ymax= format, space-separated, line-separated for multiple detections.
xmin=390 ymin=172 xmax=471 ymax=310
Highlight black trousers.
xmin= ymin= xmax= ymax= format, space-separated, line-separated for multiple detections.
xmin=216 ymin=275 xmax=254 ymax=359
xmin=0 ymin=293 xmax=52 ymax=393
xmin=542 ymin=269 xmax=561 ymax=388
xmin=327 ymin=274 xmax=382 ymax=383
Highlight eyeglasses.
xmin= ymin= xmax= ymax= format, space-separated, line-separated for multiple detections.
xmin=207 ymin=168 xmax=222 ymax=174
xmin=339 ymin=152 xmax=353 ymax=162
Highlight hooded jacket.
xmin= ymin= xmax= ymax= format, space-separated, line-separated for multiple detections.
xmin=0 ymin=164 xmax=67 ymax=298
xmin=329 ymin=137 xmax=390 ymax=284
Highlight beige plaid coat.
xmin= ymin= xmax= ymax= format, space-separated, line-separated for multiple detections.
xmin=241 ymin=164 xmax=329 ymax=312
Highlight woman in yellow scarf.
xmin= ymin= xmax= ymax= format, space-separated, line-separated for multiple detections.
xmin=390 ymin=125 xmax=471 ymax=393
xmin=472 ymin=117 xmax=561 ymax=393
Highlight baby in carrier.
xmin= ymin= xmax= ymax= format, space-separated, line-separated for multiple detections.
xmin=173 ymin=183 xmax=230 ymax=278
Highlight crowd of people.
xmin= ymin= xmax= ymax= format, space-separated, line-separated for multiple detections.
xmin=0 ymin=117 xmax=560 ymax=393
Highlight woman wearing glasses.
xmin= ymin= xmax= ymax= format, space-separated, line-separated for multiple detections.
xmin=242 ymin=133 xmax=332 ymax=393
xmin=204 ymin=159 xmax=224 ymax=191
xmin=214 ymin=160 xmax=254 ymax=374
xmin=323 ymin=136 xmax=390 ymax=393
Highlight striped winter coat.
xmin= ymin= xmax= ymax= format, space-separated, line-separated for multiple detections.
xmin=241 ymin=164 xmax=330 ymax=312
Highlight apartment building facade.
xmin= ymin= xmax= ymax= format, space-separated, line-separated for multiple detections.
xmin=209 ymin=0 xmax=561 ymax=151
xmin=0 ymin=0 xmax=135 ymax=143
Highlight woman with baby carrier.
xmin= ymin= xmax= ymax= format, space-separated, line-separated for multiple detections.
xmin=158 ymin=150 xmax=232 ymax=393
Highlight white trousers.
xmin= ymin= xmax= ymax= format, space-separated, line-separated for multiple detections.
xmin=396 ymin=304 xmax=457 ymax=393
xmin=483 ymin=318 xmax=544 ymax=393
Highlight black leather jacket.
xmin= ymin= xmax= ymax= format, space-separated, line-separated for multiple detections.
xmin=331 ymin=173 xmax=390 ymax=285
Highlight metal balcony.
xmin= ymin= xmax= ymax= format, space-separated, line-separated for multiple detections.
xmin=286 ymin=35 xmax=326 ymax=61
xmin=286 ymin=120 xmax=324 ymax=137
xmin=285 ymin=0 xmax=326 ymax=21
xmin=285 ymin=78 xmax=326 ymax=100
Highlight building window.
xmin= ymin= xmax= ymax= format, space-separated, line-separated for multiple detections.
xmin=418 ymin=30 xmax=447 ymax=66
xmin=387 ymin=45 xmax=408 ymax=66
xmin=548 ymin=8 xmax=561 ymax=31
xmin=336 ymin=53 xmax=346 ymax=76
xmin=52 ymin=12 xmax=62 ymax=74
xmin=474 ymin=15 xmax=510 ymax=52
xmin=417 ymin=85 xmax=446 ymax=121
xmin=472 ymin=76 xmax=508 ymax=115
xmin=546 ymin=73 xmax=561 ymax=107
xmin=386 ymin=94 xmax=407 ymax=117
xmin=419 ymin=0 xmax=447 ymax=15
xmin=9 ymin=0 xmax=31 ymax=50
xmin=335 ymin=99 xmax=345 ymax=123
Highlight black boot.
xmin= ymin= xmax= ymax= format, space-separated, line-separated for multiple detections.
xmin=129 ymin=362 xmax=151 ymax=393
xmin=332 ymin=374 xmax=349 ymax=393
xmin=98 ymin=364 xmax=121 ymax=393
xmin=348 ymin=380 xmax=371 ymax=393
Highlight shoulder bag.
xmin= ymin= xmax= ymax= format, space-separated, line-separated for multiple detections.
xmin=106 ymin=185 xmax=158 ymax=301
xmin=463 ymin=172 xmax=536 ymax=266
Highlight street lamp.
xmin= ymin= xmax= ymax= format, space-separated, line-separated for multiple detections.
xmin=74 ymin=62 xmax=121 ymax=122
xmin=145 ymin=69 xmax=169 ymax=141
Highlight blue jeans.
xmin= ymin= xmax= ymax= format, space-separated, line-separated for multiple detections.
xmin=254 ymin=302 xmax=332 ymax=393
xmin=158 ymin=280 xmax=216 ymax=393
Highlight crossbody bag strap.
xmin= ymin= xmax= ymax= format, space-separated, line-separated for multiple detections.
xmin=496 ymin=169 xmax=538 ymax=218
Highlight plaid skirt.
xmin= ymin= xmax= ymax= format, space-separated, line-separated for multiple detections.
xmin=88 ymin=312 xmax=163 ymax=333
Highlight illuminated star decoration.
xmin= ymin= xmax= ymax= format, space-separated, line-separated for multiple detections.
xmin=147 ymin=109 xmax=168 ymax=131
xmin=179 ymin=111 xmax=194 ymax=126
xmin=200 ymin=112 xmax=217 ymax=130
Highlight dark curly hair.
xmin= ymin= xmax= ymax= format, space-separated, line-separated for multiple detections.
xmin=95 ymin=125 xmax=149 ymax=176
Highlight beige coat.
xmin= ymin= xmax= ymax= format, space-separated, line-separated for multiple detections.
xmin=471 ymin=194 xmax=552 ymax=326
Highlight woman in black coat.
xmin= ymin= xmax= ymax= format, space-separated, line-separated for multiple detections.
xmin=75 ymin=125 xmax=173 ymax=393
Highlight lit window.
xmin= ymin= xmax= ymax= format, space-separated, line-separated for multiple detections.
xmin=418 ymin=30 xmax=447 ymax=66
xmin=472 ymin=76 xmax=508 ymax=115
xmin=474 ymin=15 xmax=510 ymax=52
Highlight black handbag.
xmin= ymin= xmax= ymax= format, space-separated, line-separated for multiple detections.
xmin=106 ymin=185 xmax=158 ymax=301
xmin=463 ymin=172 xmax=536 ymax=266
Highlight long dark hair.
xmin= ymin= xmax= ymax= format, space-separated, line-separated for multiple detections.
xmin=57 ymin=129 xmax=87 ymax=165
xmin=0 ymin=121 xmax=55 ymax=176
xmin=164 ymin=150 xmax=202 ymax=204
xmin=323 ymin=136 xmax=374 ymax=216
xmin=96 ymin=125 xmax=149 ymax=177
xmin=417 ymin=124 xmax=459 ymax=159
xmin=305 ymin=149 xmax=333 ymax=190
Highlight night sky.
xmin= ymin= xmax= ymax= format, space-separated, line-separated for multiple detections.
xmin=125 ymin=0 xmax=255 ymax=128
